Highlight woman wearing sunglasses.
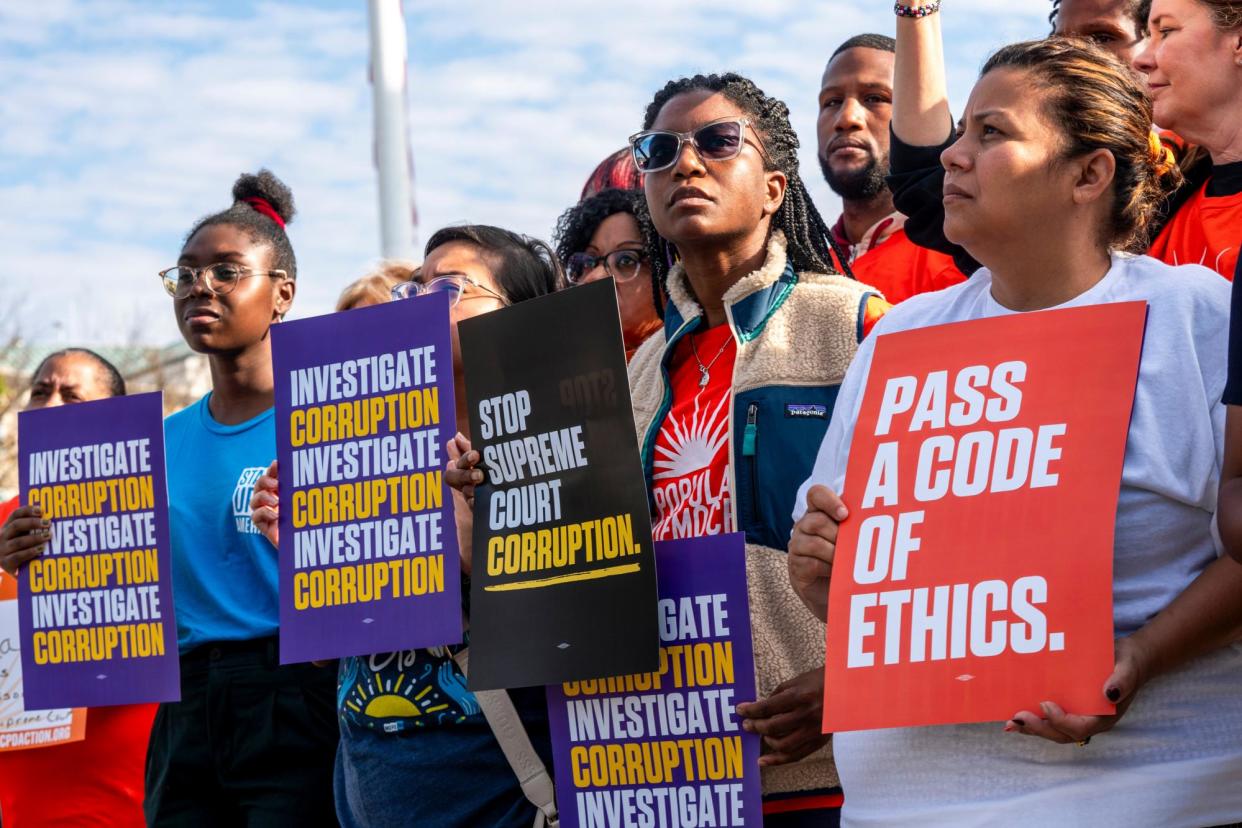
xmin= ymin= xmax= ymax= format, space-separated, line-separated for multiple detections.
xmin=554 ymin=187 xmax=664 ymax=360
xmin=251 ymin=224 xmax=564 ymax=827
xmin=628 ymin=73 xmax=888 ymax=827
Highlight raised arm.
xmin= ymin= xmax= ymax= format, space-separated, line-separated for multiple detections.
xmin=893 ymin=2 xmax=954 ymax=147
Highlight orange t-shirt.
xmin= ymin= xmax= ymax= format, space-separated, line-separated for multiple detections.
xmin=0 ymin=496 xmax=157 ymax=827
xmin=1148 ymin=178 xmax=1242 ymax=280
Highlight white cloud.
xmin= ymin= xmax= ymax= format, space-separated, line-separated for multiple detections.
xmin=0 ymin=0 xmax=1049 ymax=350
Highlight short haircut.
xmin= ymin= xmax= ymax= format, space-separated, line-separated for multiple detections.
xmin=32 ymin=348 xmax=126 ymax=398
xmin=831 ymin=33 xmax=897 ymax=61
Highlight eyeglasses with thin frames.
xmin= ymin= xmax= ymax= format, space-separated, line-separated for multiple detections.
xmin=159 ymin=263 xmax=289 ymax=298
xmin=390 ymin=274 xmax=510 ymax=307
xmin=566 ymin=249 xmax=647 ymax=284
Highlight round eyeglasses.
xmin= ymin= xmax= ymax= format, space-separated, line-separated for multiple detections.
xmin=159 ymin=263 xmax=288 ymax=298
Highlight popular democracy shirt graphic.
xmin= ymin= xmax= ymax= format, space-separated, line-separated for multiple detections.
xmin=461 ymin=279 xmax=660 ymax=690
xmin=272 ymin=293 xmax=462 ymax=664
xmin=546 ymin=534 xmax=762 ymax=828
xmin=17 ymin=392 xmax=180 ymax=709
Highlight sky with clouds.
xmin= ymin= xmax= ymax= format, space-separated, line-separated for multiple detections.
xmin=0 ymin=0 xmax=1052 ymax=348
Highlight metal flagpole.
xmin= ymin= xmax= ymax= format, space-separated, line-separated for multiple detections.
xmin=367 ymin=0 xmax=418 ymax=259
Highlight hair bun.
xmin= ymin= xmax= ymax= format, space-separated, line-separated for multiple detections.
xmin=231 ymin=168 xmax=296 ymax=226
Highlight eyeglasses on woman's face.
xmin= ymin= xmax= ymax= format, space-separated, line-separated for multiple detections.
xmin=628 ymin=117 xmax=769 ymax=174
xmin=159 ymin=263 xmax=288 ymax=298
xmin=390 ymin=273 xmax=509 ymax=307
xmin=565 ymin=249 xmax=647 ymax=284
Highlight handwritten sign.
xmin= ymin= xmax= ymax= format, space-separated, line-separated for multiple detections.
xmin=0 ymin=570 xmax=87 ymax=751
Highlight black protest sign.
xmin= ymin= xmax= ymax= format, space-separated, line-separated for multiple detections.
xmin=460 ymin=278 xmax=660 ymax=690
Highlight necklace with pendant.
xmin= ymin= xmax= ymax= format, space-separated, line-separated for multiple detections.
xmin=690 ymin=330 xmax=735 ymax=388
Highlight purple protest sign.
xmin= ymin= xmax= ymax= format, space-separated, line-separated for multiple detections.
xmin=272 ymin=293 xmax=462 ymax=664
xmin=17 ymin=392 xmax=180 ymax=709
xmin=546 ymin=533 xmax=762 ymax=828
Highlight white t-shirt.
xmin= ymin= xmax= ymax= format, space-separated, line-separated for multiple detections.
xmin=795 ymin=253 xmax=1242 ymax=827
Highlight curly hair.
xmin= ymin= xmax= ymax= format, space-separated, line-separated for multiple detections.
xmin=553 ymin=188 xmax=667 ymax=314
xmin=185 ymin=168 xmax=297 ymax=279
xmin=640 ymin=72 xmax=854 ymax=312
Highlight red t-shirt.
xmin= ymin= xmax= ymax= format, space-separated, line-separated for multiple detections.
xmin=651 ymin=325 xmax=738 ymax=540
xmin=850 ymin=226 xmax=965 ymax=304
xmin=831 ymin=219 xmax=966 ymax=305
xmin=1148 ymin=181 xmax=1242 ymax=280
xmin=0 ymin=496 xmax=157 ymax=827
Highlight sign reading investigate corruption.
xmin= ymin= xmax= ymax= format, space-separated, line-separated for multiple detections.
xmin=461 ymin=278 xmax=659 ymax=690
xmin=17 ymin=392 xmax=180 ymax=708
xmin=272 ymin=293 xmax=462 ymax=663
xmin=547 ymin=534 xmax=761 ymax=828
xmin=822 ymin=303 xmax=1147 ymax=731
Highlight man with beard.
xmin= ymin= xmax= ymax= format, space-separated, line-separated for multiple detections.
xmin=818 ymin=33 xmax=964 ymax=304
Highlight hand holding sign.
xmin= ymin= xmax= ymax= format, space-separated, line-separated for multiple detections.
xmin=1009 ymin=633 xmax=1150 ymax=745
xmin=0 ymin=505 xmax=52 ymax=576
xmin=249 ymin=461 xmax=280 ymax=546
xmin=788 ymin=486 xmax=850 ymax=622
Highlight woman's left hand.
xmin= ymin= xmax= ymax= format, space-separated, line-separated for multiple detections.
xmin=1007 ymin=634 xmax=1152 ymax=745
xmin=736 ymin=667 xmax=829 ymax=766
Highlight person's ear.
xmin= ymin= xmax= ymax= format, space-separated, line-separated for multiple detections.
xmin=273 ymin=277 xmax=296 ymax=321
xmin=1070 ymin=148 xmax=1116 ymax=207
xmin=763 ymin=169 xmax=788 ymax=219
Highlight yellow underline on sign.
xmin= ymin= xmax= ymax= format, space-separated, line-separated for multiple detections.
xmin=483 ymin=563 xmax=641 ymax=592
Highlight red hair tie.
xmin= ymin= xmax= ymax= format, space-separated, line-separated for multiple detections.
xmin=242 ymin=196 xmax=286 ymax=229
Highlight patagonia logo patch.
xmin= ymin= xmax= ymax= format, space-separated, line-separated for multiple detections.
xmin=785 ymin=403 xmax=828 ymax=419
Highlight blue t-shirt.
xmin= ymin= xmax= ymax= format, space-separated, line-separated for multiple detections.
xmin=165 ymin=395 xmax=279 ymax=652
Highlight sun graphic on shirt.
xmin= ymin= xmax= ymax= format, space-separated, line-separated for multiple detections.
xmin=653 ymin=393 xmax=730 ymax=480
xmin=342 ymin=671 xmax=451 ymax=721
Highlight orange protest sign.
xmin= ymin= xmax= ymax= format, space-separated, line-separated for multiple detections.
xmin=822 ymin=302 xmax=1146 ymax=732
xmin=0 ymin=570 xmax=88 ymax=752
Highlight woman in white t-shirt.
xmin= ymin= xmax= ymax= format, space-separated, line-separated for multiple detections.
xmin=788 ymin=37 xmax=1242 ymax=827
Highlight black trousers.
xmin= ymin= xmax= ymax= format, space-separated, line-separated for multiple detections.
xmin=145 ymin=638 xmax=340 ymax=827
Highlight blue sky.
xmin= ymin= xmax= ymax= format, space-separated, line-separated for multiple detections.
xmin=0 ymin=0 xmax=1050 ymax=347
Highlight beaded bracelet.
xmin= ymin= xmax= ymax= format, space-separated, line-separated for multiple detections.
xmin=894 ymin=0 xmax=941 ymax=18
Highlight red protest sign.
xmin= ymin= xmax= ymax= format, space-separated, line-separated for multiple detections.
xmin=822 ymin=302 xmax=1146 ymax=732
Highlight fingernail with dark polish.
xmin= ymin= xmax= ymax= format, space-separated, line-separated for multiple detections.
xmin=1105 ymin=687 xmax=1121 ymax=702
xmin=40 ymin=519 xmax=51 ymax=528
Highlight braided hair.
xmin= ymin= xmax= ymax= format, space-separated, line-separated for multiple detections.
xmin=640 ymin=73 xmax=855 ymax=316
xmin=553 ymin=188 xmax=666 ymax=316
xmin=185 ymin=169 xmax=297 ymax=279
